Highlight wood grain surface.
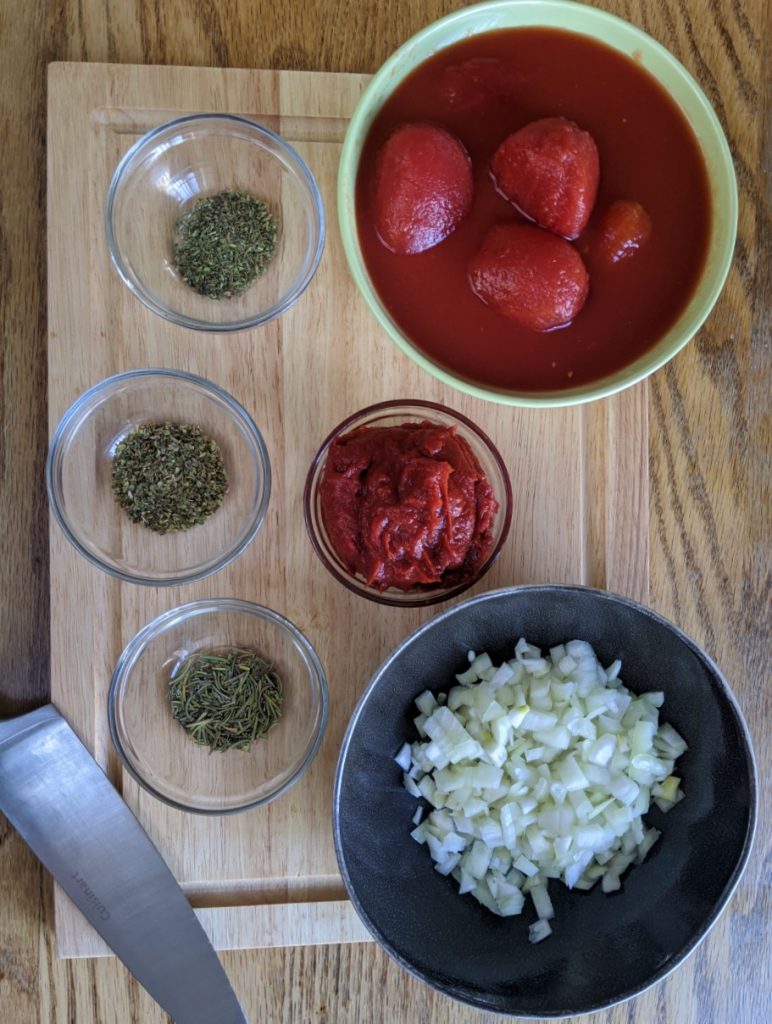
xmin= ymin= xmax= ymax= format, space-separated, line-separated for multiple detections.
xmin=45 ymin=59 xmax=648 ymax=961
xmin=1 ymin=2 xmax=769 ymax=1023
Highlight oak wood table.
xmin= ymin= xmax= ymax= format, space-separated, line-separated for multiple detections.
xmin=1 ymin=1 xmax=768 ymax=1022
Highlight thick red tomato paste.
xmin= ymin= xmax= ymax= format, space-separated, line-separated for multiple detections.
xmin=319 ymin=421 xmax=498 ymax=591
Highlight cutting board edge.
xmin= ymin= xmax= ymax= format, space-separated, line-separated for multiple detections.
xmin=47 ymin=60 xmax=650 ymax=959
xmin=54 ymin=883 xmax=371 ymax=959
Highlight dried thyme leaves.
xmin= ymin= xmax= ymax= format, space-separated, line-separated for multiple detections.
xmin=168 ymin=648 xmax=284 ymax=752
xmin=111 ymin=422 xmax=228 ymax=534
xmin=172 ymin=189 xmax=278 ymax=299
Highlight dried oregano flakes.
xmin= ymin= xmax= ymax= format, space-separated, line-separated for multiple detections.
xmin=172 ymin=189 xmax=278 ymax=300
xmin=111 ymin=422 xmax=228 ymax=534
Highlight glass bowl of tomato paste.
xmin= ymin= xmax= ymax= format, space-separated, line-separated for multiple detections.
xmin=303 ymin=400 xmax=512 ymax=607
xmin=337 ymin=1 xmax=737 ymax=406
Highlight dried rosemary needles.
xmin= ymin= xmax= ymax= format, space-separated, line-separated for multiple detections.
xmin=172 ymin=189 xmax=278 ymax=300
xmin=168 ymin=648 xmax=284 ymax=753
xmin=111 ymin=422 xmax=228 ymax=534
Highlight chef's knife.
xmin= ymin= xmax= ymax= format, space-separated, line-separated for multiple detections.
xmin=0 ymin=704 xmax=247 ymax=1024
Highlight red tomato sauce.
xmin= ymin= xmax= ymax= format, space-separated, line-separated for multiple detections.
xmin=319 ymin=422 xmax=497 ymax=591
xmin=355 ymin=28 xmax=713 ymax=392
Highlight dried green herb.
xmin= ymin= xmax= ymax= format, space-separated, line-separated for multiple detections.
xmin=168 ymin=648 xmax=283 ymax=752
xmin=111 ymin=422 xmax=228 ymax=534
xmin=172 ymin=189 xmax=278 ymax=299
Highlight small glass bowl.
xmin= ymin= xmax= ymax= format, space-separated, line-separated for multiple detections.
xmin=303 ymin=399 xmax=513 ymax=607
xmin=46 ymin=368 xmax=271 ymax=586
xmin=105 ymin=114 xmax=325 ymax=332
xmin=108 ymin=599 xmax=329 ymax=814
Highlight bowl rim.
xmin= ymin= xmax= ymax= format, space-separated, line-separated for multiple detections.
xmin=105 ymin=112 xmax=326 ymax=333
xmin=333 ymin=583 xmax=759 ymax=1017
xmin=45 ymin=367 xmax=272 ymax=586
xmin=108 ymin=597 xmax=330 ymax=815
xmin=337 ymin=0 xmax=739 ymax=407
xmin=302 ymin=398 xmax=514 ymax=607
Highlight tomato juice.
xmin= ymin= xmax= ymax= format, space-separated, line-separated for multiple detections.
xmin=356 ymin=28 xmax=712 ymax=392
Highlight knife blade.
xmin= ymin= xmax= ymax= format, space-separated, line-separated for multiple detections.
xmin=0 ymin=704 xmax=247 ymax=1024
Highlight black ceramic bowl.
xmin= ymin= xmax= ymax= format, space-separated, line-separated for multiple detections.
xmin=333 ymin=586 xmax=757 ymax=1017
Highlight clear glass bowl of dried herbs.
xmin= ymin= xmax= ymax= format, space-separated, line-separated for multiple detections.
xmin=108 ymin=599 xmax=329 ymax=813
xmin=105 ymin=114 xmax=325 ymax=331
xmin=46 ymin=368 xmax=271 ymax=585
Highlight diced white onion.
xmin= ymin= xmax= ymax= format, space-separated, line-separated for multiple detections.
xmin=513 ymin=854 xmax=539 ymax=877
xmin=530 ymin=883 xmax=554 ymax=921
xmin=394 ymin=743 xmax=412 ymax=771
xmin=403 ymin=773 xmax=421 ymax=798
xmin=415 ymin=690 xmax=438 ymax=717
xmin=401 ymin=638 xmax=687 ymax=940
xmin=528 ymin=919 xmax=553 ymax=943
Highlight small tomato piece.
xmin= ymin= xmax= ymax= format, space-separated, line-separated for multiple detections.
xmin=599 ymin=200 xmax=653 ymax=263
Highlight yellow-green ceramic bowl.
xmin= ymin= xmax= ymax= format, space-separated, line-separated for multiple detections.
xmin=337 ymin=0 xmax=737 ymax=407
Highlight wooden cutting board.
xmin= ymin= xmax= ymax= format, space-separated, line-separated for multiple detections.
xmin=46 ymin=61 xmax=648 ymax=959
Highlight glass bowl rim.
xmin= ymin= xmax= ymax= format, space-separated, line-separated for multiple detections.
xmin=107 ymin=597 xmax=330 ymax=815
xmin=45 ymin=367 xmax=272 ymax=587
xmin=303 ymin=398 xmax=514 ymax=607
xmin=105 ymin=112 xmax=327 ymax=333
